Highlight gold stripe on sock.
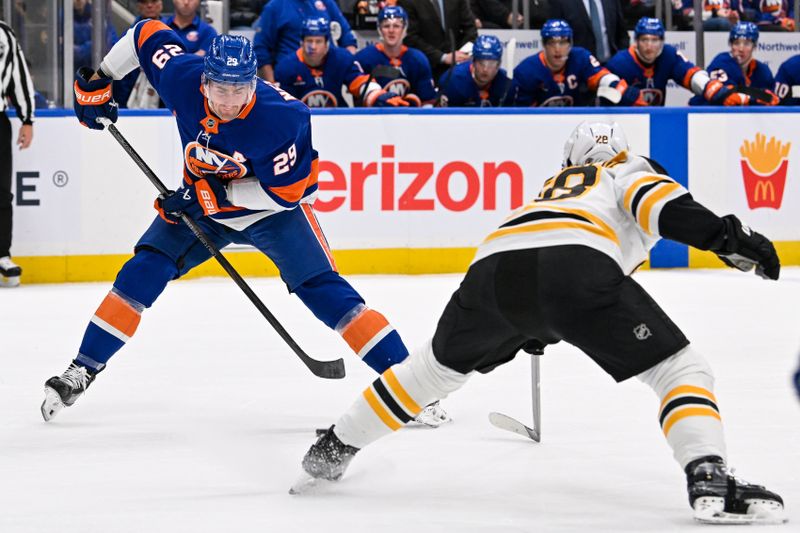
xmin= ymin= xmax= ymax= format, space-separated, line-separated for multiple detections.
xmin=363 ymin=387 xmax=402 ymax=431
xmin=659 ymin=385 xmax=717 ymax=412
xmin=662 ymin=406 xmax=722 ymax=436
xmin=383 ymin=368 xmax=422 ymax=415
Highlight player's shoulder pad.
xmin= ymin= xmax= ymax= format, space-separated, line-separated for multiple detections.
xmin=612 ymin=154 xmax=674 ymax=181
xmin=252 ymin=81 xmax=311 ymax=127
xmin=641 ymin=156 xmax=670 ymax=176
xmin=133 ymin=19 xmax=174 ymax=51
xmin=569 ymin=46 xmax=592 ymax=61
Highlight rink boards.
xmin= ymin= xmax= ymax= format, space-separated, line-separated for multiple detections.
xmin=7 ymin=107 xmax=800 ymax=282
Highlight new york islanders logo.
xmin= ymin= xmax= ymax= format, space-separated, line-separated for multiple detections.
xmin=184 ymin=142 xmax=248 ymax=180
xmin=739 ymin=133 xmax=791 ymax=209
xmin=301 ymin=90 xmax=338 ymax=108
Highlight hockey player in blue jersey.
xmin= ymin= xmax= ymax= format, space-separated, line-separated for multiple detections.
xmin=354 ymin=6 xmax=437 ymax=107
xmin=607 ymin=17 xmax=755 ymax=107
xmin=253 ymin=0 xmax=357 ymax=83
xmin=774 ymin=54 xmax=800 ymax=104
xmin=275 ymin=17 xmax=407 ymax=108
xmin=510 ymin=19 xmax=624 ymax=107
xmin=42 ymin=25 xmax=448 ymax=426
xmin=689 ymin=23 xmax=778 ymax=106
xmin=438 ymin=35 xmax=511 ymax=107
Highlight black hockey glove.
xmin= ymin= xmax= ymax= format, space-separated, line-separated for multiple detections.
xmin=74 ymin=67 xmax=118 ymax=130
xmin=155 ymin=178 xmax=227 ymax=224
xmin=715 ymin=215 xmax=780 ymax=280
xmin=733 ymin=85 xmax=780 ymax=106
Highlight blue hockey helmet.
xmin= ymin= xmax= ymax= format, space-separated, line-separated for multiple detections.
xmin=302 ymin=17 xmax=331 ymax=40
xmin=204 ymin=34 xmax=257 ymax=84
xmin=634 ymin=17 xmax=665 ymax=39
xmin=729 ymin=22 xmax=759 ymax=44
xmin=541 ymin=19 xmax=573 ymax=43
xmin=378 ymin=5 xmax=408 ymax=25
xmin=472 ymin=35 xmax=503 ymax=62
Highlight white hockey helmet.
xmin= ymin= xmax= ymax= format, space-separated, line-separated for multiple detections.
xmin=562 ymin=121 xmax=629 ymax=167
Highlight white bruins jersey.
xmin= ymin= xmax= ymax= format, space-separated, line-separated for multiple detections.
xmin=473 ymin=152 xmax=689 ymax=275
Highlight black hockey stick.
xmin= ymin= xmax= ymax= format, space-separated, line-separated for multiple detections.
xmin=100 ymin=120 xmax=346 ymax=380
xmin=498 ymin=37 xmax=517 ymax=107
xmin=489 ymin=353 xmax=541 ymax=442
xmin=435 ymin=30 xmax=458 ymax=107
xmin=360 ymin=64 xmax=403 ymax=104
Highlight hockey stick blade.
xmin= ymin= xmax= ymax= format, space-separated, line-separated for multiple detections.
xmin=101 ymin=121 xmax=346 ymax=380
xmin=488 ymin=412 xmax=540 ymax=442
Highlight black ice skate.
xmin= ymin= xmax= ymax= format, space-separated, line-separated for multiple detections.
xmin=686 ymin=455 xmax=786 ymax=524
xmin=41 ymin=362 xmax=99 ymax=421
xmin=289 ymin=425 xmax=359 ymax=495
xmin=0 ymin=256 xmax=22 ymax=287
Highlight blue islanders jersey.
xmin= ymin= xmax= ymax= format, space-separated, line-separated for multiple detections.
xmin=774 ymin=54 xmax=800 ymax=104
xmin=438 ymin=61 xmax=510 ymax=107
xmin=274 ymin=47 xmax=369 ymax=107
xmin=253 ymin=0 xmax=357 ymax=68
xmin=689 ymin=53 xmax=775 ymax=105
xmin=355 ymin=44 xmax=437 ymax=104
xmin=606 ymin=44 xmax=700 ymax=106
xmin=511 ymin=47 xmax=609 ymax=107
xmin=123 ymin=20 xmax=319 ymax=230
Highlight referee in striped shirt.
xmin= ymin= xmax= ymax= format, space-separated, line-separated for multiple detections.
xmin=0 ymin=19 xmax=35 ymax=286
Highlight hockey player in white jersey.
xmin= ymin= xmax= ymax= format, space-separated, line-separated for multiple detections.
xmin=290 ymin=121 xmax=786 ymax=525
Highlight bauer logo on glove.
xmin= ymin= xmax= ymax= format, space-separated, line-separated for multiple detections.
xmin=73 ymin=66 xmax=119 ymax=130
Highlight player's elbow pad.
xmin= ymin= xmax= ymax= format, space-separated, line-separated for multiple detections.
xmin=691 ymin=70 xmax=711 ymax=96
xmin=99 ymin=22 xmax=143 ymax=79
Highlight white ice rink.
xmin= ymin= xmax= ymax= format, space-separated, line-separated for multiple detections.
xmin=2 ymin=269 xmax=799 ymax=532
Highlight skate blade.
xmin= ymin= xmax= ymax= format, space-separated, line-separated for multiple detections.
xmin=412 ymin=411 xmax=453 ymax=428
xmin=0 ymin=276 xmax=20 ymax=288
xmin=41 ymin=386 xmax=65 ymax=422
xmin=694 ymin=511 xmax=787 ymax=525
xmin=288 ymin=472 xmax=335 ymax=495
xmin=694 ymin=501 xmax=788 ymax=525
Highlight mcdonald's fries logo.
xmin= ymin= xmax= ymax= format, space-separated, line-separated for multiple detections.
xmin=740 ymin=133 xmax=790 ymax=209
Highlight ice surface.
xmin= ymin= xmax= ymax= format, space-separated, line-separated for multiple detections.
xmin=2 ymin=269 xmax=799 ymax=532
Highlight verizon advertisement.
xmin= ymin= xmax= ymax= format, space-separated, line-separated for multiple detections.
xmin=688 ymin=113 xmax=800 ymax=241
xmin=310 ymin=113 xmax=649 ymax=249
xmin=9 ymin=113 xmax=648 ymax=256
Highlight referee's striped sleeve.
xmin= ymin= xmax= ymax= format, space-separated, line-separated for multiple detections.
xmin=0 ymin=21 xmax=35 ymax=124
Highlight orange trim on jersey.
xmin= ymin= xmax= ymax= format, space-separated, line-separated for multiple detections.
xmin=659 ymin=385 xmax=718 ymax=412
xmin=137 ymin=20 xmax=171 ymax=49
xmin=638 ymin=182 xmax=682 ymax=234
xmin=340 ymin=308 xmax=391 ymax=355
xmin=269 ymin=159 xmax=319 ymax=203
xmin=744 ymin=59 xmax=757 ymax=86
xmin=198 ymin=83 xmax=258 ymax=129
xmin=587 ymin=67 xmax=610 ymax=91
xmin=681 ymin=66 xmax=700 ymax=90
xmin=376 ymin=42 xmax=408 ymax=65
xmin=628 ymin=46 xmax=655 ymax=78
xmin=623 ymin=175 xmax=670 ymax=213
xmin=384 ymin=368 xmax=422 ymax=415
xmin=662 ymin=407 xmax=721 ymax=436
xmin=484 ymin=220 xmax=618 ymax=246
xmin=363 ymin=387 xmax=403 ymax=430
xmin=349 ymin=74 xmax=371 ymax=96
xmin=95 ymin=292 xmax=141 ymax=338
xmin=300 ymin=201 xmax=337 ymax=271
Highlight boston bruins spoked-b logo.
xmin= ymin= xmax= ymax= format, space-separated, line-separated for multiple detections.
xmin=184 ymin=142 xmax=248 ymax=180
